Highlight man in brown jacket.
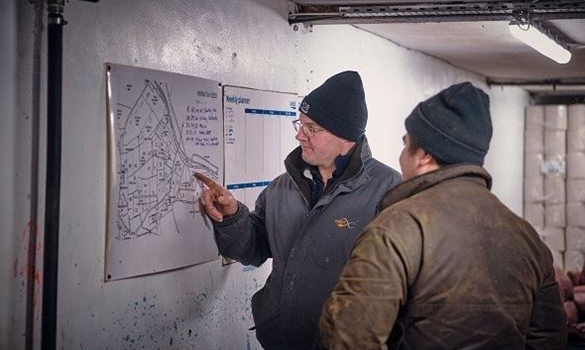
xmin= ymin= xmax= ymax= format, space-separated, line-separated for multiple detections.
xmin=318 ymin=82 xmax=567 ymax=350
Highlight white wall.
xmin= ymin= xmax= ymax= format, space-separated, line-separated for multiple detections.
xmin=4 ymin=0 xmax=528 ymax=348
xmin=1 ymin=0 xmax=17 ymax=349
xmin=485 ymin=87 xmax=529 ymax=215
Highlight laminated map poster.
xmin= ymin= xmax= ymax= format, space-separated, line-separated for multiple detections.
xmin=106 ymin=64 xmax=222 ymax=280
xmin=223 ymin=86 xmax=298 ymax=210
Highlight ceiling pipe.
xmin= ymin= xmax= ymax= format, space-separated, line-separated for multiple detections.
xmin=533 ymin=94 xmax=585 ymax=104
xmin=486 ymin=78 xmax=585 ymax=100
xmin=487 ymin=78 xmax=585 ymax=86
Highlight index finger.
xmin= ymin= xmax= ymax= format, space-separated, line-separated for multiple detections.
xmin=194 ymin=172 xmax=223 ymax=194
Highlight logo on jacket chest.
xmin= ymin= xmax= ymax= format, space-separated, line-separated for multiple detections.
xmin=334 ymin=217 xmax=356 ymax=229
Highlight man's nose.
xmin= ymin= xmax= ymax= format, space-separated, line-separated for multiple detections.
xmin=295 ymin=128 xmax=307 ymax=141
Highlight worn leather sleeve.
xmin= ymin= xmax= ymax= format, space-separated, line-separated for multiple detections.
xmin=525 ymin=249 xmax=568 ymax=350
xmin=213 ymin=190 xmax=272 ymax=267
xmin=318 ymin=209 xmax=422 ymax=350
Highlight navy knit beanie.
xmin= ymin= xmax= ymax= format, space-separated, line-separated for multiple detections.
xmin=405 ymin=82 xmax=492 ymax=166
xmin=299 ymin=71 xmax=367 ymax=141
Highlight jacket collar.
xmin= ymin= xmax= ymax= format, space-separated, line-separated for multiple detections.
xmin=380 ymin=164 xmax=492 ymax=210
xmin=285 ymin=137 xmax=372 ymax=204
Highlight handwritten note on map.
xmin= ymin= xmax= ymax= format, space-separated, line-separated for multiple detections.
xmin=105 ymin=63 xmax=222 ymax=280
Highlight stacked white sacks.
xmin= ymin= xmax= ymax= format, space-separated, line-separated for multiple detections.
xmin=524 ymin=106 xmax=563 ymax=268
xmin=524 ymin=106 xmax=545 ymax=227
xmin=543 ymin=105 xmax=568 ymax=268
xmin=566 ymin=105 xmax=585 ymax=271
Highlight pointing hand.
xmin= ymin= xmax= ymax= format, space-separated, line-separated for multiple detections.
xmin=194 ymin=172 xmax=238 ymax=222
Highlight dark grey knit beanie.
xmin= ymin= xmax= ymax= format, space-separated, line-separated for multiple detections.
xmin=405 ymin=82 xmax=492 ymax=166
xmin=299 ymin=71 xmax=367 ymax=141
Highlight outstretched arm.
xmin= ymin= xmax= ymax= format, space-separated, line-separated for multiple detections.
xmin=195 ymin=172 xmax=238 ymax=222
xmin=195 ymin=172 xmax=271 ymax=266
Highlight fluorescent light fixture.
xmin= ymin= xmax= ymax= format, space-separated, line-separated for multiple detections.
xmin=509 ymin=23 xmax=571 ymax=64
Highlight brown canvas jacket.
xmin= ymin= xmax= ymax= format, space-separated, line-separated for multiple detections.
xmin=319 ymin=164 xmax=567 ymax=350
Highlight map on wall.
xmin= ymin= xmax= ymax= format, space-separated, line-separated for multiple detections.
xmin=223 ymin=86 xmax=298 ymax=210
xmin=105 ymin=63 xmax=222 ymax=280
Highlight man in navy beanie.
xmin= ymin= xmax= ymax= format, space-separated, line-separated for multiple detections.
xmin=319 ymin=82 xmax=567 ymax=350
xmin=197 ymin=71 xmax=401 ymax=350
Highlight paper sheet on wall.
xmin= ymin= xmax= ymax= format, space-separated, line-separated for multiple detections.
xmin=223 ymin=86 xmax=298 ymax=210
xmin=105 ymin=63 xmax=222 ymax=280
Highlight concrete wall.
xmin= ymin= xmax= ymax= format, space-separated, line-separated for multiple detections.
xmin=485 ymin=86 xmax=529 ymax=214
xmin=1 ymin=0 xmax=18 ymax=349
xmin=2 ymin=0 xmax=528 ymax=348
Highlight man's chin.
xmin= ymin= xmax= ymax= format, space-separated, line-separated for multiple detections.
xmin=301 ymin=153 xmax=316 ymax=165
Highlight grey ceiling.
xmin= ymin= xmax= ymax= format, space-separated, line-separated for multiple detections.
xmin=290 ymin=0 xmax=585 ymax=94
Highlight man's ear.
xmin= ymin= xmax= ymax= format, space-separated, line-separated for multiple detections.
xmin=419 ymin=151 xmax=441 ymax=171
xmin=419 ymin=151 xmax=434 ymax=166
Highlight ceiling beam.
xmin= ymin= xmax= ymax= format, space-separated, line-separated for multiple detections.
xmin=487 ymin=77 xmax=585 ymax=86
xmin=289 ymin=0 xmax=585 ymax=24
xmin=533 ymin=94 xmax=585 ymax=104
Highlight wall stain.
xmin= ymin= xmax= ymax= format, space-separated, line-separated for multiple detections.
xmin=106 ymin=268 xmax=264 ymax=348
xmin=12 ymin=220 xmax=42 ymax=319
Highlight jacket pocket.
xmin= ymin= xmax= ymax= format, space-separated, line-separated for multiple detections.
xmin=251 ymin=278 xmax=282 ymax=347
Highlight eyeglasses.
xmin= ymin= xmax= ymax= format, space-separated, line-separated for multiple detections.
xmin=292 ymin=119 xmax=325 ymax=138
